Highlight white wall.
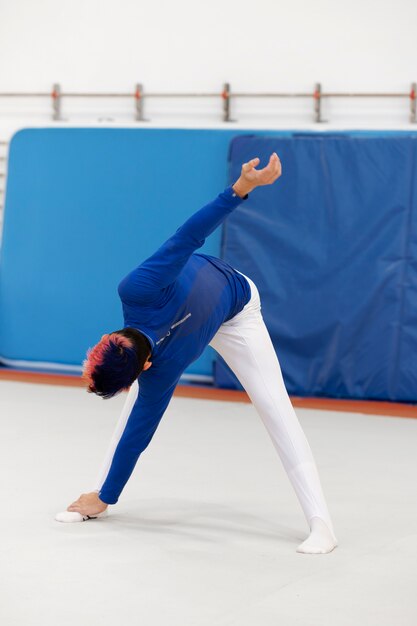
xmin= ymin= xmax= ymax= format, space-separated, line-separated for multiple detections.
xmin=0 ymin=0 xmax=416 ymax=127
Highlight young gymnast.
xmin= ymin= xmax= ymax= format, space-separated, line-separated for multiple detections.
xmin=57 ymin=153 xmax=337 ymax=554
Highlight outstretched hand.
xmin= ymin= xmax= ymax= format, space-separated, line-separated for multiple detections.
xmin=232 ymin=152 xmax=282 ymax=198
xmin=67 ymin=491 xmax=108 ymax=516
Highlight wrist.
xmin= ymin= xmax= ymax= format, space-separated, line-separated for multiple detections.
xmin=232 ymin=178 xmax=254 ymax=198
xmin=96 ymin=492 xmax=109 ymax=507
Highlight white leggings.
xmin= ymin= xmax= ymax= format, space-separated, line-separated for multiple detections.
xmin=209 ymin=276 xmax=334 ymax=534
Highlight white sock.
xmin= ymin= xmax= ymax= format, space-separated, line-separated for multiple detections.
xmin=296 ymin=517 xmax=338 ymax=554
xmin=55 ymin=510 xmax=108 ymax=523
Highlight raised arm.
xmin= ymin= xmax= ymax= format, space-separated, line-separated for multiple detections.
xmin=118 ymin=153 xmax=282 ymax=303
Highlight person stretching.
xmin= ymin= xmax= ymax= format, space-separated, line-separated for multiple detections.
xmin=58 ymin=153 xmax=337 ymax=554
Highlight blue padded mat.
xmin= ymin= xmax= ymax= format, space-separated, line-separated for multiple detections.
xmin=220 ymin=134 xmax=417 ymax=402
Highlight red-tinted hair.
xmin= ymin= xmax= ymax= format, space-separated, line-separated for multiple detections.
xmin=83 ymin=329 xmax=150 ymax=399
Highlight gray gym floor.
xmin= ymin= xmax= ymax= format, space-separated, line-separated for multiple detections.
xmin=0 ymin=380 xmax=416 ymax=625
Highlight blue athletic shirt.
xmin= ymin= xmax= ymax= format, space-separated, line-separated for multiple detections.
xmin=98 ymin=186 xmax=251 ymax=504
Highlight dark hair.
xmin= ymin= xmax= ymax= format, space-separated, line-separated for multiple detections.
xmin=83 ymin=327 xmax=151 ymax=399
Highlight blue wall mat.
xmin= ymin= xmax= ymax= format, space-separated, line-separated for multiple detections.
xmin=220 ymin=134 xmax=417 ymax=402
xmin=0 ymin=128 xmax=246 ymax=374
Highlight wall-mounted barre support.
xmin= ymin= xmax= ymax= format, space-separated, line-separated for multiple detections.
xmin=410 ymin=83 xmax=417 ymax=124
xmin=135 ymin=83 xmax=144 ymax=122
xmin=314 ymin=83 xmax=323 ymax=123
xmin=222 ymin=83 xmax=232 ymax=123
xmin=0 ymin=83 xmax=416 ymax=123
xmin=52 ymin=83 xmax=62 ymax=121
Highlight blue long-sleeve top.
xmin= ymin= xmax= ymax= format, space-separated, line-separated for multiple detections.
xmin=98 ymin=186 xmax=251 ymax=504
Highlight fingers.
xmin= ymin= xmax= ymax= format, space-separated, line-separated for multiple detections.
xmin=67 ymin=495 xmax=85 ymax=511
xmin=244 ymin=153 xmax=280 ymax=173
xmin=253 ymin=152 xmax=281 ymax=183
xmin=242 ymin=157 xmax=260 ymax=172
xmin=66 ymin=492 xmax=101 ymax=514
xmin=268 ymin=152 xmax=280 ymax=170
xmin=271 ymin=152 xmax=281 ymax=179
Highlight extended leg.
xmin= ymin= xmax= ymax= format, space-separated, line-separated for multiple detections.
xmin=210 ymin=284 xmax=337 ymax=553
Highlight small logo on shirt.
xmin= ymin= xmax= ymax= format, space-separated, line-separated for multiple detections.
xmin=156 ymin=313 xmax=192 ymax=345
